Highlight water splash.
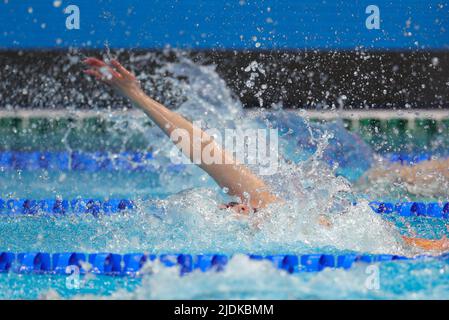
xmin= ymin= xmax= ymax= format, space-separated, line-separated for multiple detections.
xmin=0 ymin=52 xmax=411 ymax=257
xmin=2 ymin=51 xmax=448 ymax=300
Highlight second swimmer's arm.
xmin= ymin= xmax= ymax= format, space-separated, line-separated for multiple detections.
xmin=402 ymin=235 xmax=449 ymax=252
xmin=83 ymin=58 xmax=278 ymax=209
xmin=361 ymin=159 xmax=449 ymax=185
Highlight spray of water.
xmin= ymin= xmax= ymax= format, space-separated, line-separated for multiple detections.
xmin=2 ymin=51 xmax=440 ymax=299
xmin=0 ymin=52 xmax=411 ymax=256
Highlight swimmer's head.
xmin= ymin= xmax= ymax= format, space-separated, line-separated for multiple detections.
xmin=219 ymin=201 xmax=256 ymax=215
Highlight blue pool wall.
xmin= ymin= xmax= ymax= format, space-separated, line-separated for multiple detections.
xmin=0 ymin=0 xmax=448 ymax=50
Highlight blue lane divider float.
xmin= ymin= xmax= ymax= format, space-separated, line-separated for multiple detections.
xmin=1 ymin=198 xmax=449 ymax=219
xmin=16 ymin=252 xmax=52 ymax=274
xmin=53 ymin=253 xmax=86 ymax=275
xmin=88 ymin=253 xmax=122 ymax=276
xmin=369 ymin=201 xmax=449 ymax=218
xmin=0 ymin=198 xmax=135 ymax=215
xmin=0 ymin=252 xmax=427 ymax=276
xmin=384 ymin=153 xmax=449 ymax=166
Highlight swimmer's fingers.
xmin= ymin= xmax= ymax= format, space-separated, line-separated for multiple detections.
xmin=84 ymin=69 xmax=103 ymax=80
xmin=84 ymin=69 xmax=113 ymax=84
xmin=110 ymin=60 xmax=135 ymax=79
xmin=83 ymin=57 xmax=107 ymax=68
xmin=83 ymin=57 xmax=122 ymax=80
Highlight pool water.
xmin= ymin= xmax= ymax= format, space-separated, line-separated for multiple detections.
xmin=1 ymin=57 xmax=449 ymax=299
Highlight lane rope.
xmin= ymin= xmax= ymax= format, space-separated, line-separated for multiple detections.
xmin=1 ymin=198 xmax=448 ymax=218
xmin=1 ymin=251 xmax=440 ymax=276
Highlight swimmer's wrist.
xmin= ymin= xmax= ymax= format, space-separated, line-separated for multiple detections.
xmin=126 ymin=87 xmax=146 ymax=102
xmin=126 ymin=87 xmax=159 ymax=112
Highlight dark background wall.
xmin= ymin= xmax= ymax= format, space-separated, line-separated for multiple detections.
xmin=0 ymin=50 xmax=448 ymax=110
xmin=0 ymin=1 xmax=448 ymax=109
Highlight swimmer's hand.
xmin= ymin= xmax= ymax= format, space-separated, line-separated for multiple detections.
xmin=83 ymin=58 xmax=143 ymax=99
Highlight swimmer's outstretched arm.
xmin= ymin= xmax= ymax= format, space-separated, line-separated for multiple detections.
xmin=83 ymin=58 xmax=278 ymax=210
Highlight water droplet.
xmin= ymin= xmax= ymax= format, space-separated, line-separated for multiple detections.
xmin=431 ymin=57 xmax=439 ymax=66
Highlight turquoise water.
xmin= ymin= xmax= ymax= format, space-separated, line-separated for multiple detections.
xmin=1 ymin=57 xmax=448 ymax=299
xmin=1 ymin=163 xmax=448 ymax=299
xmin=1 ymin=253 xmax=449 ymax=299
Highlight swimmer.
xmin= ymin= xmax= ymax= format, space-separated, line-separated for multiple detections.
xmin=83 ymin=57 xmax=447 ymax=253
xmin=356 ymin=160 xmax=449 ymax=253
xmin=83 ymin=57 xmax=278 ymax=215
xmin=365 ymin=159 xmax=449 ymax=181
xmin=360 ymin=158 xmax=449 ymax=197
